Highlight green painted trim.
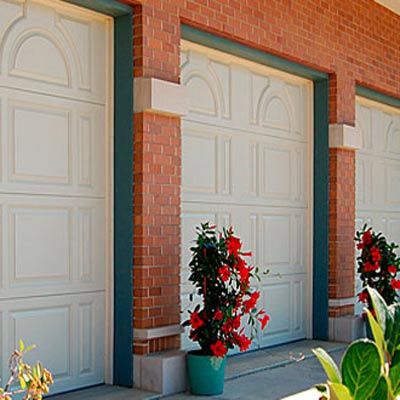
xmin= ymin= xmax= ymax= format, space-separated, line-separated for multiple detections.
xmin=181 ymin=25 xmax=328 ymax=81
xmin=65 ymin=0 xmax=131 ymax=16
xmin=113 ymin=12 xmax=134 ymax=387
xmin=65 ymin=0 xmax=134 ymax=386
xmin=313 ymin=80 xmax=329 ymax=340
xmin=181 ymin=24 xmax=330 ymax=340
xmin=356 ymin=86 xmax=400 ymax=109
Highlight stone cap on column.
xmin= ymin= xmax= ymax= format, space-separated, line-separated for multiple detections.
xmin=329 ymin=123 xmax=362 ymax=149
xmin=134 ymin=77 xmax=189 ymax=117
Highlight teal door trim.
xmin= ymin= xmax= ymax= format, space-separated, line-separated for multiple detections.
xmin=181 ymin=25 xmax=329 ymax=340
xmin=356 ymin=86 xmax=400 ymax=109
xmin=64 ymin=0 xmax=134 ymax=387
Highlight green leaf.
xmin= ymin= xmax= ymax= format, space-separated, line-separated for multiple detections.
xmin=386 ymin=304 xmax=400 ymax=358
xmin=367 ymin=287 xmax=389 ymax=332
xmin=25 ymin=344 xmax=36 ymax=353
xmin=19 ymin=339 xmax=25 ymax=352
xmin=390 ymin=351 xmax=400 ymax=396
xmin=328 ymin=382 xmax=354 ymax=400
xmin=19 ymin=376 xmax=27 ymax=390
xmin=312 ymin=347 xmax=341 ymax=384
xmin=369 ymin=376 xmax=388 ymax=400
xmin=341 ymin=339 xmax=381 ymax=400
xmin=366 ymin=309 xmax=386 ymax=364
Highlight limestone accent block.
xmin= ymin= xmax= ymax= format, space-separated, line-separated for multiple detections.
xmin=134 ymin=77 xmax=189 ymax=116
xmin=329 ymin=315 xmax=365 ymax=342
xmin=134 ymin=350 xmax=187 ymax=395
xmin=329 ymin=123 xmax=362 ymax=149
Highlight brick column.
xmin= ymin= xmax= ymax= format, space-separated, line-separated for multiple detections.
xmin=131 ymin=4 xmax=189 ymax=393
xmin=133 ymin=111 xmax=182 ymax=355
xmin=328 ymin=73 xmax=363 ymax=341
xmin=131 ymin=2 xmax=184 ymax=356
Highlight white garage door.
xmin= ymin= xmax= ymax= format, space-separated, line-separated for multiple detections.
xmin=355 ymin=97 xmax=400 ymax=315
xmin=0 ymin=0 xmax=112 ymax=394
xmin=180 ymin=41 xmax=313 ymax=350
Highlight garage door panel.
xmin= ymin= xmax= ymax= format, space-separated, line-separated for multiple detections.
xmin=0 ymin=0 xmax=108 ymax=104
xmin=356 ymin=98 xmax=400 ymax=316
xmin=0 ymin=0 xmax=110 ymax=394
xmin=259 ymin=276 xmax=306 ymax=346
xmin=182 ymin=41 xmax=312 ymax=349
xmin=182 ymin=43 xmax=310 ymax=145
xmin=182 ymin=128 xmax=232 ymax=197
xmin=0 ymin=195 xmax=105 ymax=299
xmin=0 ymin=88 xmax=105 ymax=197
xmin=1 ymin=293 xmax=104 ymax=393
xmin=183 ymin=124 xmax=308 ymax=208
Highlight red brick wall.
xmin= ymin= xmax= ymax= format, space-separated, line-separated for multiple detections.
xmin=123 ymin=0 xmax=400 ymax=353
xmin=329 ymin=148 xmax=356 ymax=315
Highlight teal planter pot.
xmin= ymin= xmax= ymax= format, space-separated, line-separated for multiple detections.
xmin=187 ymin=352 xmax=227 ymax=395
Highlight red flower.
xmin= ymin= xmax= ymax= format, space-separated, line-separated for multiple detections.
xmin=235 ymin=334 xmax=252 ymax=352
xmin=370 ymin=247 xmax=381 ymax=263
xmin=235 ymin=258 xmax=252 ymax=286
xmin=243 ymin=291 xmax=260 ymax=313
xmin=259 ymin=314 xmax=270 ymax=329
xmin=214 ymin=309 xmax=223 ymax=321
xmin=390 ymin=279 xmax=400 ymax=290
xmin=241 ymin=251 xmax=252 ymax=257
xmin=190 ymin=311 xmax=204 ymax=330
xmin=226 ymin=236 xmax=242 ymax=256
xmin=358 ymin=291 xmax=368 ymax=303
xmin=388 ymin=265 xmax=397 ymax=275
xmin=218 ymin=264 xmax=231 ymax=282
xmin=362 ymin=230 xmax=373 ymax=246
xmin=210 ymin=340 xmax=227 ymax=358
xmin=232 ymin=315 xmax=241 ymax=329
xmin=364 ymin=262 xmax=379 ymax=272
xmin=357 ymin=242 xmax=364 ymax=250
xmin=222 ymin=319 xmax=234 ymax=334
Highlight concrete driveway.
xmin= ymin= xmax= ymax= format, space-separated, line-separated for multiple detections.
xmin=51 ymin=341 xmax=345 ymax=400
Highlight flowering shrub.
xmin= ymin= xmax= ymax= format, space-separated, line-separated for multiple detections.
xmin=0 ymin=340 xmax=54 ymax=400
xmin=355 ymin=225 xmax=400 ymax=310
xmin=183 ymin=223 xmax=269 ymax=358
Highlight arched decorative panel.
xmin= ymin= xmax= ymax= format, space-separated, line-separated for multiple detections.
xmin=0 ymin=0 xmax=107 ymax=103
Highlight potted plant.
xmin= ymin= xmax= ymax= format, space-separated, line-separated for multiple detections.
xmin=183 ymin=223 xmax=269 ymax=396
xmin=355 ymin=225 xmax=400 ymax=337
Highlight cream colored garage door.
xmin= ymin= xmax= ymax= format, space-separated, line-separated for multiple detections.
xmin=0 ymin=0 xmax=112 ymax=394
xmin=355 ymin=97 xmax=400 ymax=315
xmin=180 ymin=41 xmax=313 ymax=350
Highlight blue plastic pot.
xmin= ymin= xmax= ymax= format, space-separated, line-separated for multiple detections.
xmin=187 ymin=351 xmax=227 ymax=395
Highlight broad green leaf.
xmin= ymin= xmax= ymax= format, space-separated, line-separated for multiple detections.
xmin=369 ymin=376 xmax=389 ymax=400
xmin=386 ymin=304 xmax=400 ymax=358
xmin=390 ymin=351 xmax=400 ymax=396
xmin=367 ymin=287 xmax=389 ymax=332
xmin=341 ymin=340 xmax=381 ymax=400
xmin=312 ymin=347 xmax=341 ymax=384
xmin=328 ymin=382 xmax=353 ymax=400
xmin=366 ymin=309 xmax=386 ymax=364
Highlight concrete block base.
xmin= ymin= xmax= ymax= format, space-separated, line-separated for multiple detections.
xmin=134 ymin=350 xmax=187 ymax=395
xmin=329 ymin=315 xmax=365 ymax=342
